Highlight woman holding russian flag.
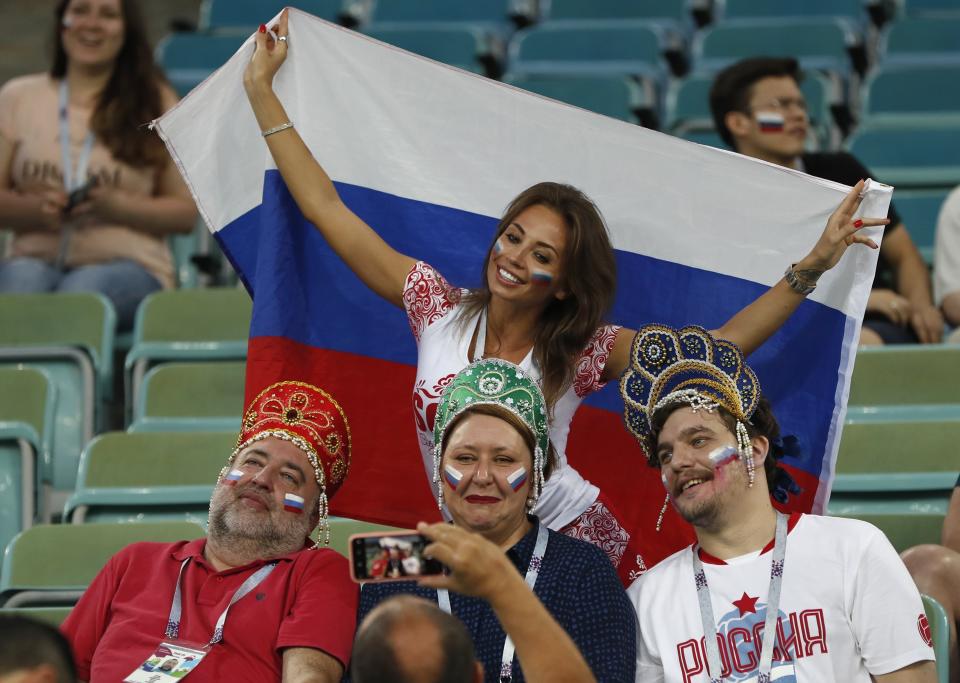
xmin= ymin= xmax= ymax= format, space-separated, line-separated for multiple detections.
xmin=243 ymin=11 xmax=887 ymax=583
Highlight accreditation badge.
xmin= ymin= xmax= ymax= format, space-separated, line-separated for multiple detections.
xmin=124 ymin=641 xmax=209 ymax=682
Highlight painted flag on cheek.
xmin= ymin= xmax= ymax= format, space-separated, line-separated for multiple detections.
xmin=283 ymin=492 xmax=305 ymax=514
xmin=444 ymin=464 xmax=464 ymax=490
xmin=756 ymin=111 xmax=786 ymax=133
xmin=506 ymin=467 xmax=528 ymax=492
xmin=154 ymin=8 xmax=888 ymax=570
xmin=708 ymin=446 xmax=741 ymax=469
xmin=223 ymin=469 xmax=243 ymax=486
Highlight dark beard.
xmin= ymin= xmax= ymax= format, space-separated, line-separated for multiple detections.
xmin=207 ymin=499 xmax=307 ymax=560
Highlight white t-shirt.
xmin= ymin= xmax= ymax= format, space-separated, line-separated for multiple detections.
xmin=403 ymin=261 xmax=619 ymax=529
xmin=628 ymin=513 xmax=935 ymax=683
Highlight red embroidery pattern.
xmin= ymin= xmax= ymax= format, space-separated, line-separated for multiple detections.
xmin=403 ymin=262 xmax=461 ymax=341
xmin=560 ymin=499 xmax=629 ymax=568
xmin=918 ymin=614 xmax=933 ymax=647
xmin=413 ymin=373 xmax=456 ymax=438
xmin=573 ymin=325 xmax=621 ymax=398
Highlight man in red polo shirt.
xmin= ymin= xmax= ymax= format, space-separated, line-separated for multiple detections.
xmin=62 ymin=380 xmax=357 ymax=682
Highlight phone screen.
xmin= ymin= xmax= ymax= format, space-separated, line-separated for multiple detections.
xmin=349 ymin=532 xmax=446 ymax=583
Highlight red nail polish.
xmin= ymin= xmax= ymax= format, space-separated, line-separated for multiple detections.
xmin=259 ymin=24 xmax=266 ymax=33
xmin=854 ymin=219 xmax=864 ymax=228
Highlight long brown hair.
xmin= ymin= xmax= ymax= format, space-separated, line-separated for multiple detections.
xmin=51 ymin=0 xmax=169 ymax=168
xmin=459 ymin=182 xmax=617 ymax=410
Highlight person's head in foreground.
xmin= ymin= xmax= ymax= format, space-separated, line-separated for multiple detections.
xmin=0 ymin=614 xmax=75 ymax=683
xmin=710 ymin=56 xmax=808 ymax=166
xmin=351 ymin=596 xmax=481 ymax=683
xmin=432 ymin=358 xmax=555 ymax=548
xmin=209 ymin=380 xmax=352 ymax=557
xmin=620 ymin=323 xmax=937 ymax=682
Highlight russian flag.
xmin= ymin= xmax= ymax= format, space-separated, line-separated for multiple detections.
xmin=283 ymin=492 xmax=305 ymax=514
xmin=154 ymin=9 xmax=887 ymax=567
xmin=756 ymin=111 xmax=786 ymax=133
xmin=222 ymin=469 xmax=243 ymax=486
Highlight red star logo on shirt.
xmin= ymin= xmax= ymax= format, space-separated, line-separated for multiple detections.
xmin=732 ymin=592 xmax=759 ymax=617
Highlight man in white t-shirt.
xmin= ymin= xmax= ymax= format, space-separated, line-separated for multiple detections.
xmin=619 ymin=324 xmax=937 ymax=683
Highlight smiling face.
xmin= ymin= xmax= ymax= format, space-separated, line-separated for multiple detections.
xmin=60 ymin=0 xmax=125 ymax=71
xmin=727 ymin=76 xmax=808 ymax=165
xmin=655 ymin=406 xmax=752 ymax=529
xmin=208 ymin=436 xmax=321 ymax=557
xmin=441 ymin=412 xmax=533 ymax=545
xmin=485 ymin=203 xmax=568 ymax=310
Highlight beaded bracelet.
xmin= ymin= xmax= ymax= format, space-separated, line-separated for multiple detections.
xmin=262 ymin=122 xmax=294 ymax=138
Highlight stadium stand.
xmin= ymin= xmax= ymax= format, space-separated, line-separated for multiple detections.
xmin=879 ymin=16 xmax=960 ymax=66
xmin=0 ymin=522 xmax=205 ymax=608
xmin=846 ymin=122 xmax=960 ymax=188
xmin=894 ymin=188 xmax=952 ymax=264
xmin=130 ymin=361 xmax=245 ymax=433
xmin=861 ymin=64 xmax=960 ymax=127
xmin=124 ymin=287 xmax=251 ymax=419
xmin=62 ymin=431 xmax=234 ymax=524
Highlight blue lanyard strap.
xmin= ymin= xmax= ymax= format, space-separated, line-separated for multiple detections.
xmin=57 ymin=79 xmax=95 ymax=192
xmin=692 ymin=512 xmax=788 ymax=683
xmin=438 ymin=522 xmax=549 ymax=683
xmin=165 ymin=557 xmax=277 ymax=645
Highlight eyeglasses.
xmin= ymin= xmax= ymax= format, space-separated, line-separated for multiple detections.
xmin=748 ymin=97 xmax=808 ymax=114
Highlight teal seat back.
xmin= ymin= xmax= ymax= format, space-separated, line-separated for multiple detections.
xmin=547 ymin=0 xmax=687 ymax=22
xmin=199 ymin=0 xmax=344 ymax=32
xmin=506 ymin=74 xmax=645 ymax=122
xmin=695 ymin=19 xmax=852 ymax=73
xmin=922 ymin=594 xmax=951 ymax=683
xmin=134 ymin=361 xmax=245 ymax=431
xmin=509 ymin=22 xmax=664 ymax=76
xmin=882 ymin=17 xmax=960 ymax=64
xmin=863 ymin=65 xmax=960 ymax=123
xmin=1 ymin=522 xmax=205 ymax=605
xmin=370 ymin=0 xmax=513 ymax=25
xmin=892 ymin=188 xmax=951 ymax=263
xmin=720 ymin=0 xmax=865 ymax=22
xmin=155 ymin=33 xmax=248 ymax=96
xmin=365 ymin=27 xmax=486 ymax=72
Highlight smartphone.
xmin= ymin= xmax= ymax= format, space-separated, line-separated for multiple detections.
xmin=349 ymin=530 xmax=446 ymax=583
xmin=65 ymin=178 xmax=94 ymax=212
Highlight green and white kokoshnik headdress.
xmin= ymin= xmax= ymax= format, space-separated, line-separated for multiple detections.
xmin=432 ymin=358 xmax=550 ymax=509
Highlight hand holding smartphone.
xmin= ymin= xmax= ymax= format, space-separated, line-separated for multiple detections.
xmin=64 ymin=178 xmax=94 ymax=213
xmin=349 ymin=530 xmax=446 ymax=583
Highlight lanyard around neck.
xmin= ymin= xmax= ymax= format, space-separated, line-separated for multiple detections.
xmin=165 ymin=557 xmax=277 ymax=645
xmin=437 ymin=522 xmax=549 ymax=683
xmin=691 ymin=512 xmax=788 ymax=683
xmin=58 ymin=79 xmax=95 ymax=192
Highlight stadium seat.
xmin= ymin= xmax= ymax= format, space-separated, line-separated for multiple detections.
xmin=0 ymin=606 xmax=72 ymax=627
xmin=130 ymin=361 xmax=245 ymax=433
xmin=155 ymin=33 xmax=248 ymax=97
xmin=198 ymin=0 xmax=345 ymax=33
xmin=0 ymin=521 xmax=204 ymax=608
xmin=717 ymin=0 xmax=867 ymax=24
xmin=0 ymin=368 xmax=54 ymax=558
xmin=848 ymin=345 xmax=960 ymax=409
xmin=846 ymin=123 xmax=960 ymax=188
xmin=922 ymin=594 xmax=952 ymax=683
xmin=364 ymin=26 xmax=490 ymax=73
xmin=902 ymin=0 xmax=960 ymax=17
xmin=880 ymin=17 xmax=960 ymax=67
xmin=692 ymin=18 xmax=858 ymax=80
xmin=506 ymin=21 xmax=670 ymax=87
xmin=326 ymin=518 xmax=404 ymax=559
xmin=363 ymin=0 xmax=529 ymax=29
xmin=0 ymin=293 xmax=115 ymax=494
xmin=892 ymin=188 xmax=952 ymax=264
xmin=826 ymin=496 xmax=946 ymax=553
xmin=63 ymin=431 xmax=236 ymax=524
xmin=676 ymin=128 xmax=727 ymax=149
xmin=861 ymin=65 xmax=960 ymax=127
xmin=125 ymin=288 xmax=250 ymax=420
xmin=504 ymin=74 xmax=653 ymax=125
xmin=834 ymin=418 xmax=960 ymax=493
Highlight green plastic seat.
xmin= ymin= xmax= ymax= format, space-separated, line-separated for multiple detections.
xmin=849 ymin=345 xmax=960 ymax=406
xmin=0 ymin=521 xmax=205 ymax=607
xmin=834 ymin=418 xmax=960 ymax=492
xmin=505 ymin=74 xmax=652 ymax=124
xmin=507 ymin=21 xmax=669 ymax=83
xmin=131 ymin=361 xmax=245 ymax=432
xmin=0 ymin=367 xmax=55 ymax=558
xmin=155 ymin=33 xmax=248 ymax=97
xmin=125 ymin=287 xmax=250 ymax=419
xmin=198 ymin=0 xmax=345 ymax=32
xmin=861 ymin=65 xmax=960 ymax=128
xmin=63 ymin=431 xmax=237 ymax=524
xmin=694 ymin=18 xmax=857 ymax=78
xmin=827 ymin=496 xmax=947 ymax=553
xmin=881 ymin=17 xmax=960 ymax=67
xmin=0 ymin=293 xmax=114 ymax=492
xmin=890 ymin=188 xmax=951 ymax=264
xmin=364 ymin=26 xmax=489 ymax=73
xmin=0 ymin=605 xmax=72 ymax=627
xmin=922 ymin=594 xmax=951 ymax=683
xmin=325 ymin=517 xmax=404 ymax=559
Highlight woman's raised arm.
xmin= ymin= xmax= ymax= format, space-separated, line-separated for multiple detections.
xmin=244 ymin=11 xmax=414 ymax=307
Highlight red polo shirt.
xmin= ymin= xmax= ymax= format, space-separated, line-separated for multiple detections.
xmin=62 ymin=538 xmax=358 ymax=682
